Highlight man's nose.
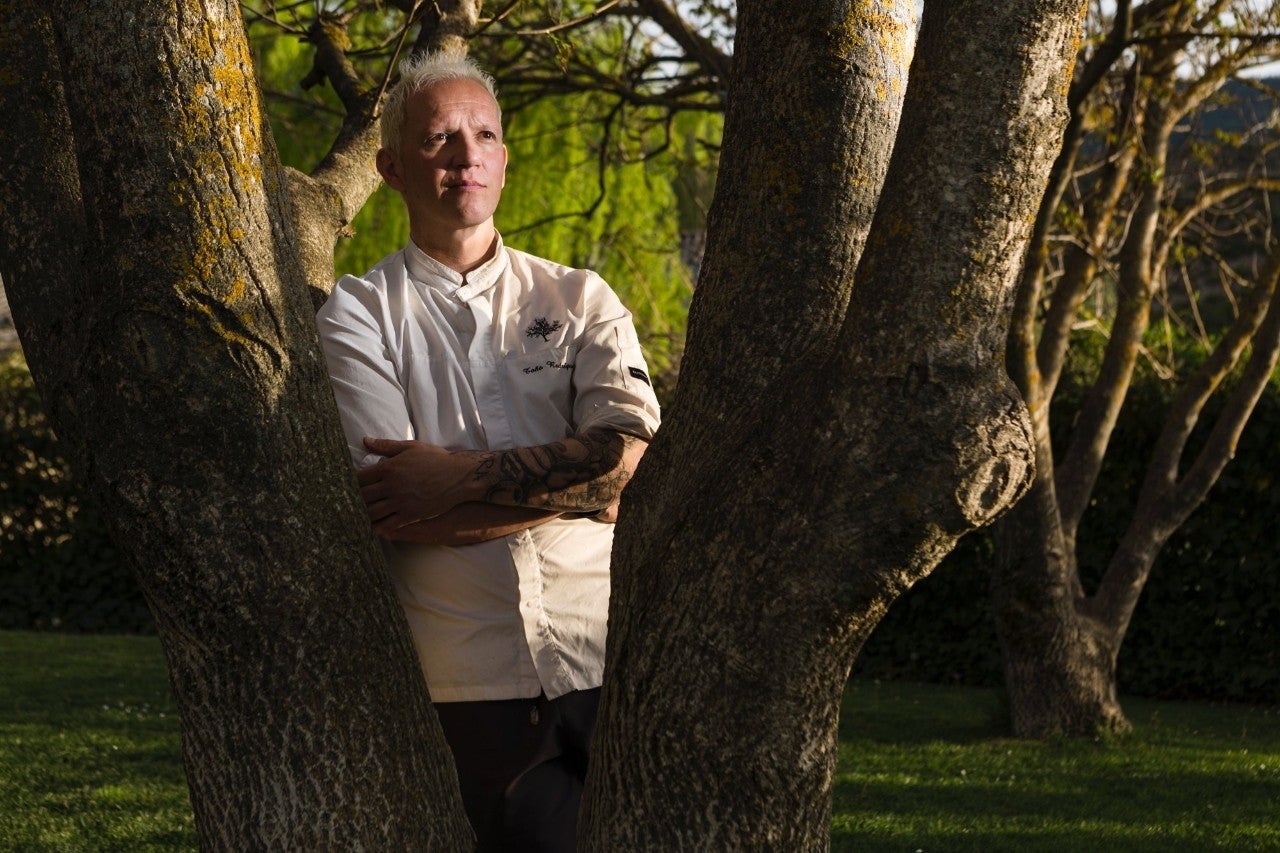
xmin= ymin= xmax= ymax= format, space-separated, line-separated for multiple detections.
xmin=451 ymin=136 xmax=481 ymax=167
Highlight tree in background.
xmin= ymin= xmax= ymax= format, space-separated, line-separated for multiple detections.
xmin=995 ymin=0 xmax=1280 ymax=736
xmin=2 ymin=0 xmax=1085 ymax=847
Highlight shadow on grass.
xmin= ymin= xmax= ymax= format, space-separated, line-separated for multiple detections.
xmin=833 ymin=681 xmax=1280 ymax=853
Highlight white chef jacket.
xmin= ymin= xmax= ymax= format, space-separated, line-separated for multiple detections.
xmin=316 ymin=237 xmax=661 ymax=702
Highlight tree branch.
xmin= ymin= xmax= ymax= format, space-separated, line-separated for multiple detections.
xmin=632 ymin=0 xmax=732 ymax=84
xmin=1054 ymin=78 xmax=1178 ymax=539
xmin=1092 ymin=243 xmax=1280 ymax=632
xmin=411 ymin=0 xmax=482 ymax=57
xmin=1155 ymin=177 xmax=1280 ymax=265
xmin=1167 ymin=252 xmax=1280 ymax=517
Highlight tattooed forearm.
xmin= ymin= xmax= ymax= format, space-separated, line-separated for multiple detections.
xmin=475 ymin=429 xmax=639 ymax=512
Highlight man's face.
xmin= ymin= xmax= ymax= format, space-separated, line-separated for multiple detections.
xmin=379 ymin=77 xmax=508 ymax=239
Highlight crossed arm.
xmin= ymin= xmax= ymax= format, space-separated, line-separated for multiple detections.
xmin=357 ymin=428 xmax=647 ymax=545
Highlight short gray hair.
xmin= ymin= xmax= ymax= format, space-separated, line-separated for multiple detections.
xmin=379 ymin=53 xmax=501 ymax=152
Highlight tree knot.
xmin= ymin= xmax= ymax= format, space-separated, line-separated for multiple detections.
xmin=953 ymin=389 xmax=1035 ymax=528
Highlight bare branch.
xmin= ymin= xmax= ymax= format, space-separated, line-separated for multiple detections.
xmin=488 ymin=0 xmax=626 ymax=37
xmin=372 ymin=1 xmax=424 ymax=117
xmin=1092 ymin=244 xmax=1280 ymax=632
xmin=632 ymin=0 xmax=731 ymax=84
xmin=303 ymin=14 xmax=372 ymax=114
xmin=1156 ymin=177 xmax=1280 ymax=262
xmin=412 ymin=0 xmax=482 ymax=58
xmin=1169 ymin=254 xmax=1280 ymax=513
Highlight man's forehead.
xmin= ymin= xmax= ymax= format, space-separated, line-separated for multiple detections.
xmin=410 ymin=79 xmax=500 ymax=120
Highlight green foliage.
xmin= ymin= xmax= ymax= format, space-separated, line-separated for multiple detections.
xmin=0 ymin=352 xmax=147 ymax=633
xmin=4 ymin=630 xmax=1277 ymax=852
xmin=248 ymin=22 xmax=710 ymax=394
xmin=494 ymin=95 xmax=708 ymax=385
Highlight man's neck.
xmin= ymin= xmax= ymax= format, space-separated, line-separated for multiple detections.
xmin=412 ymin=224 xmax=499 ymax=275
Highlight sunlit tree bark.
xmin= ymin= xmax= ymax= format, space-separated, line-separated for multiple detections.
xmin=0 ymin=2 xmax=471 ymax=846
xmin=584 ymin=0 xmax=1084 ymax=846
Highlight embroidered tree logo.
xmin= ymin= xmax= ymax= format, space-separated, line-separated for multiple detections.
xmin=525 ymin=316 xmax=563 ymax=341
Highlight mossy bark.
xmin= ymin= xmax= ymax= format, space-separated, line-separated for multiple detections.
xmin=0 ymin=2 xmax=471 ymax=848
xmin=582 ymin=0 xmax=1086 ymax=847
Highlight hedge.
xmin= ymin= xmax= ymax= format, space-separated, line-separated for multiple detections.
xmin=0 ymin=351 xmax=149 ymax=632
xmin=3 ymin=345 xmax=1278 ymax=702
xmin=855 ymin=334 xmax=1280 ymax=705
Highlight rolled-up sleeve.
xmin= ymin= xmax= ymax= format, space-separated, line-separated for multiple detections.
xmin=316 ymin=273 xmax=415 ymax=468
xmin=571 ymin=282 xmax=661 ymax=440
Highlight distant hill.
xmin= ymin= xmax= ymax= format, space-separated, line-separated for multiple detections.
xmin=1180 ymin=76 xmax=1279 ymax=137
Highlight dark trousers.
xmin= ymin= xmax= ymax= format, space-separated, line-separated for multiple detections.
xmin=434 ymin=688 xmax=600 ymax=852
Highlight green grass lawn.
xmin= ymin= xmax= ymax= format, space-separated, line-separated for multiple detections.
xmin=0 ymin=632 xmax=193 ymax=852
xmin=2 ymin=630 xmax=1277 ymax=852
xmin=834 ymin=682 xmax=1280 ymax=851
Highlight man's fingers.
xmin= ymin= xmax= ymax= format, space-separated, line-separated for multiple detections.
xmin=366 ymin=500 xmax=400 ymax=526
xmin=364 ymin=436 xmax=412 ymax=456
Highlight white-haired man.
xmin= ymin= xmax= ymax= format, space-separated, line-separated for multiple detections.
xmin=316 ymin=53 xmax=660 ymax=850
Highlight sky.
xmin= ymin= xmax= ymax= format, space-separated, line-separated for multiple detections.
xmin=1096 ymin=0 xmax=1280 ymax=79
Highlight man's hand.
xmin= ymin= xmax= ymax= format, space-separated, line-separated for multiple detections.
xmin=592 ymin=501 xmax=621 ymax=524
xmin=357 ymin=438 xmax=480 ymax=534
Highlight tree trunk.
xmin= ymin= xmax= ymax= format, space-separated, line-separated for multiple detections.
xmin=583 ymin=0 xmax=1084 ymax=847
xmin=993 ymin=489 xmax=1129 ymax=736
xmin=0 ymin=3 xmax=471 ymax=847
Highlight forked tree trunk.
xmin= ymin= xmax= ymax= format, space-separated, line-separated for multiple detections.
xmin=583 ymin=0 xmax=1085 ymax=847
xmin=0 ymin=3 xmax=471 ymax=847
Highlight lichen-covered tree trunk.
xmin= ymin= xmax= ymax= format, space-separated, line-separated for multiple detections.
xmin=582 ymin=0 xmax=1086 ymax=847
xmin=0 ymin=3 xmax=471 ymax=848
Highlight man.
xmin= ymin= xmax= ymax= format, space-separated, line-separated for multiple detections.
xmin=315 ymin=53 xmax=660 ymax=851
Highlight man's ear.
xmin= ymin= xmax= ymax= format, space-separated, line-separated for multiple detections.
xmin=376 ymin=148 xmax=404 ymax=192
xmin=500 ymin=144 xmax=508 ymax=188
